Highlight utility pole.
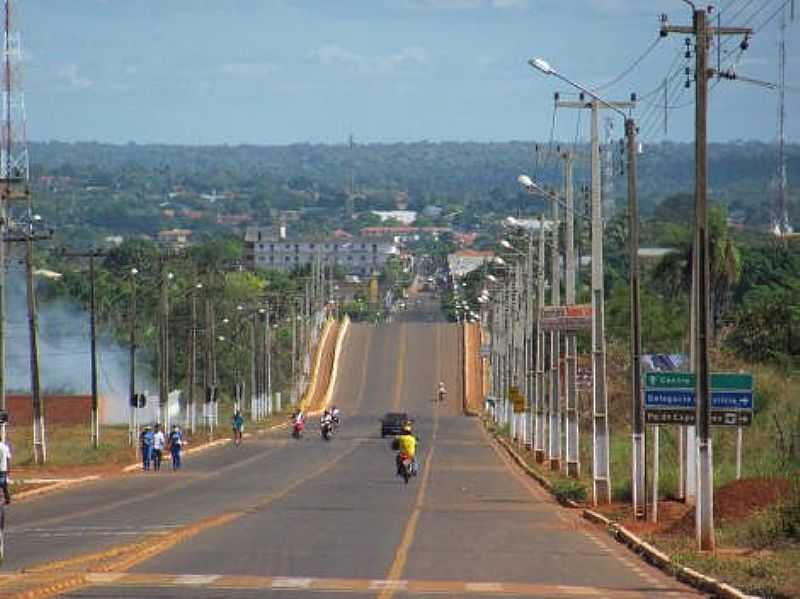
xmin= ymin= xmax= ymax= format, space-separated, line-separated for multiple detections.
xmin=534 ymin=214 xmax=546 ymax=463
xmin=555 ymin=95 xmax=633 ymax=504
xmin=548 ymin=186 xmax=561 ymax=472
xmin=563 ymin=151 xmax=579 ymax=478
xmin=57 ymin=248 xmax=110 ymax=448
xmin=188 ymin=278 xmax=200 ymax=434
xmin=158 ymin=258 xmax=171 ymax=427
xmin=25 ymin=225 xmax=44 ymax=462
xmin=661 ymin=5 xmax=752 ymax=551
xmin=128 ymin=267 xmax=137 ymax=444
xmin=626 ymin=116 xmax=645 ymax=520
xmin=535 ymin=143 xmax=583 ymax=475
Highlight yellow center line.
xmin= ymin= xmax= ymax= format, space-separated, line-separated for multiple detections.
xmin=390 ymin=324 xmax=407 ymax=412
xmin=379 ymin=373 xmax=440 ymax=599
xmin=11 ymin=442 xmax=363 ymax=599
xmin=352 ymin=327 xmax=374 ymax=413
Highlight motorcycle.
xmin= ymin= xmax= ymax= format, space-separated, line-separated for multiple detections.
xmin=292 ymin=420 xmax=305 ymax=439
xmin=321 ymin=421 xmax=334 ymax=441
xmin=398 ymin=452 xmax=415 ymax=484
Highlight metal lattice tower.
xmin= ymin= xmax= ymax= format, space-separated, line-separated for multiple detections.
xmin=1 ymin=0 xmax=29 ymax=198
xmin=601 ymin=117 xmax=616 ymax=224
xmin=772 ymin=0 xmax=793 ymax=236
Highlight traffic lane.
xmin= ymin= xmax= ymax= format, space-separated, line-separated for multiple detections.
xmin=126 ymin=322 xmax=420 ymax=582
xmin=3 ymin=434 xmax=365 ymax=572
xmin=403 ymin=418 xmax=698 ymax=596
xmin=128 ymin=439 xmax=417 ymax=582
xmin=4 ymin=325 xmax=375 ymax=572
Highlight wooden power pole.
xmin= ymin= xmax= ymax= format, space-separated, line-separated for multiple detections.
xmin=661 ymin=4 xmax=752 ymax=552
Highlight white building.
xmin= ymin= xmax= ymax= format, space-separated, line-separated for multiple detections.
xmin=244 ymin=227 xmax=399 ymax=275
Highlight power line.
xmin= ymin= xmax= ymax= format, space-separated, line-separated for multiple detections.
xmin=588 ymin=36 xmax=663 ymax=92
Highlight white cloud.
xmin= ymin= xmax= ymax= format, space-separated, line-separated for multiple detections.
xmin=383 ymin=46 xmax=430 ymax=69
xmin=220 ymin=61 xmax=279 ymax=78
xmin=58 ymin=63 xmax=93 ymax=90
xmin=491 ymin=0 xmax=527 ymax=8
xmin=310 ymin=44 xmax=430 ymax=73
xmin=312 ymin=44 xmax=367 ymax=68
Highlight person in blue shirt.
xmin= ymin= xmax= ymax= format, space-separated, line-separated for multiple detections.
xmin=232 ymin=410 xmax=244 ymax=446
xmin=140 ymin=425 xmax=154 ymax=471
xmin=169 ymin=425 xmax=184 ymax=470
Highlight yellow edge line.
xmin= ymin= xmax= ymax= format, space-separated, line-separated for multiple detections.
xmin=11 ymin=442 xmax=362 ymax=599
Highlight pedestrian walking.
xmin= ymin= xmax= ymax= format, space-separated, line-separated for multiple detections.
xmin=152 ymin=424 xmax=166 ymax=471
xmin=169 ymin=425 xmax=184 ymax=470
xmin=0 ymin=437 xmax=11 ymax=505
xmin=232 ymin=410 xmax=244 ymax=446
xmin=140 ymin=425 xmax=154 ymax=472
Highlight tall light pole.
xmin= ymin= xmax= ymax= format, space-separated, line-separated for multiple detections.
xmin=528 ymin=57 xmax=640 ymax=510
xmin=128 ymin=268 xmax=138 ymax=445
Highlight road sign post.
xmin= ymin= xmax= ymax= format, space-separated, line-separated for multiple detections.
xmin=644 ymin=372 xmax=753 ymax=427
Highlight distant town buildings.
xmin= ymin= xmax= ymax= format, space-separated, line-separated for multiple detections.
xmin=244 ymin=226 xmax=399 ymax=275
xmin=447 ymin=250 xmax=495 ymax=279
xmin=371 ymin=210 xmax=417 ymax=225
xmin=157 ymin=228 xmax=192 ymax=249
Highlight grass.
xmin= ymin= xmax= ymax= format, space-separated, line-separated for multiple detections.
xmin=6 ymin=399 xmax=295 ymax=470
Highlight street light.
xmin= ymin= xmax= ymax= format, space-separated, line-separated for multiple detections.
xmin=530 ymin=54 xmax=642 ymax=516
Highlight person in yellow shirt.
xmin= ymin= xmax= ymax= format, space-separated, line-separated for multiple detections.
xmin=395 ymin=423 xmax=418 ymax=476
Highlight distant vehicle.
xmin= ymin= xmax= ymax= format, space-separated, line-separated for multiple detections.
xmin=345 ymin=275 xmax=361 ymax=284
xmin=381 ymin=412 xmax=411 ymax=437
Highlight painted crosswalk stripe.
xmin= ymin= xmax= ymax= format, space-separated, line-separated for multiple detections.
xmin=271 ymin=576 xmax=313 ymax=589
xmin=465 ymin=582 xmax=504 ymax=592
xmin=370 ymin=579 xmax=408 ymax=591
xmin=173 ymin=574 xmax=221 ymax=585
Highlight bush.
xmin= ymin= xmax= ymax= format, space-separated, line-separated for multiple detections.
xmin=552 ymin=478 xmax=588 ymax=504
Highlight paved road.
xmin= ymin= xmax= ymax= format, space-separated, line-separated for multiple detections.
xmin=1 ymin=302 xmax=700 ymax=598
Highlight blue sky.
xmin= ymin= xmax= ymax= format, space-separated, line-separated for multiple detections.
xmin=20 ymin=0 xmax=799 ymax=145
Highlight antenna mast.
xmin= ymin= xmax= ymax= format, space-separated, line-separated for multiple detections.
xmin=774 ymin=0 xmax=793 ymax=236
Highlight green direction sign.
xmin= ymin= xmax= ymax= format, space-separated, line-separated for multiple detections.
xmin=644 ymin=372 xmax=753 ymax=390
xmin=644 ymin=371 xmax=754 ymax=427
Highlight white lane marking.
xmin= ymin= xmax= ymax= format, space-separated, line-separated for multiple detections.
xmin=174 ymin=574 xmax=221 ymax=585
xmin=86 ymin=573 xmax=126 ymax=583
xmin=557 ymin=585 xmax=602 ymax=595
xmin=369 ymin=579 xmax=408 ymax=591
xmin=271 ymin=577 xmax=313 ymax=589
xmin=464 ymin=582 xmax=503 ymax=592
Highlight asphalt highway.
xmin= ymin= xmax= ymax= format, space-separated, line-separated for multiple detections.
xmin=1 ymin=298 xmax=700 ymax=598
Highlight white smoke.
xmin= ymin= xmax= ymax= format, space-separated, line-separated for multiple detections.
xmin=5 ymin=267 xmax=155 ymax=424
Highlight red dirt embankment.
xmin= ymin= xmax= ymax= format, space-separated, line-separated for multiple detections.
xmin=463 ymin=322 xmax=483 ymax=415
xmin=302 ymin=321 xmax=340 ymax=412
xmin=595 ymin=478 xmax=794 ymax=536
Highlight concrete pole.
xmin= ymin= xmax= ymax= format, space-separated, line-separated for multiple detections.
xmin=651 ymin=425 xmax=660 ymax=523
xmin=627 ymin=117 xmax=646 ymax=520
xmin=0 ymin=191 xmax=5 ymax=445
xmin=26 ymin=233 xmax=45 ymax=463
xmin=549 ymin=193 xmax=561 ymax=471
xmin=189 ymin=281 xmax=198 ymax=434
xmin=128 ymin=270 xmax=137 ymax=444
xmin=694 ymin=8 xmax=715 ymax=552
xmin=535 ymin=214 xmax=546 ymax=463
xmin=564 ymin=153 xmax=580 ymax=478
xmin=89 ymin=255 xmax=99 ymax=448
xmin=590 ymin=100 xmax=611 ymax=504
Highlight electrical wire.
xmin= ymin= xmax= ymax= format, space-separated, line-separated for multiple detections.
xmin=588 ymin=36 xmax=663 ymax=93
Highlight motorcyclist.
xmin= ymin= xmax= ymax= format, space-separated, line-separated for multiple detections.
xmin=320 ymin=409 xmax=332 ymax=427
xmin=330 ymin=406 xmax=341 ymax=426
xmin=394 ymin=423 xmax=418 ymax=476
xmin=438 ymin=381 xmax=447 ymax=402
xmin=292 ymin=408 xmax=305 ymax=425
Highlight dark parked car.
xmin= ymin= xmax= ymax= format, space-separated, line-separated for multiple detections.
xmin=381 ymin=412 xmax=411 ymax=437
